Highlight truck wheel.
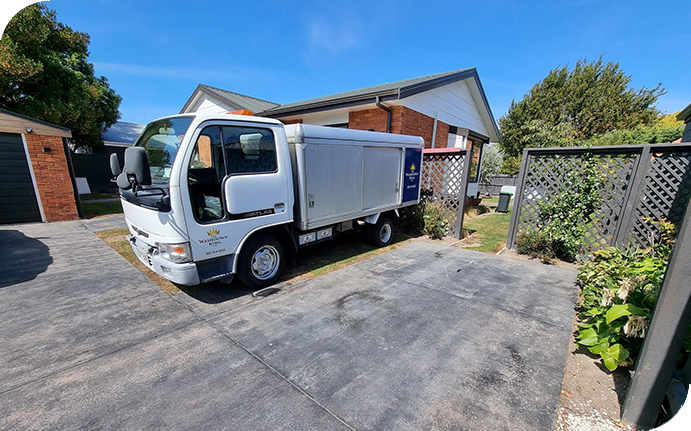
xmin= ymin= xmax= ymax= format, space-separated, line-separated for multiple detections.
xmin=368 ymin=217 xmax=394 ymax=247
xmin=237 ymin=234 xmax=285 ymax=289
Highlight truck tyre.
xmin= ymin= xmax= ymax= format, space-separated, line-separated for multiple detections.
xmin=368 ymin=217 xmax=394 ymax=247
xmin=237 ymin=234 xmax=285 ymax=289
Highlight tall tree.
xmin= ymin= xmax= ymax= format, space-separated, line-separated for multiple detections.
xmin=479 ymin=143 xmax=503 ymax=183
xmin=499 ymin=57 xmax=663 ymax=174
xmin=0 ymin=4 xmax=121 ymax=148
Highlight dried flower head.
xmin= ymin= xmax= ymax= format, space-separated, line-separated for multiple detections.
xmin=617 ymin=278 xmax=634 ymax=301
xmin=624 ymin=315 xmax=648 ymax=338
xmin=601 ymin=289 xmax=613 ymax=307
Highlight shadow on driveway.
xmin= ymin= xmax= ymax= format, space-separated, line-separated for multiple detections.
xmin=175 ymin=229 xmax=412 ymax=306
xmin=0 ymin=230 xmax=52 ymax=288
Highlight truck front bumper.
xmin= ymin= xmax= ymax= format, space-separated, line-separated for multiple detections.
xmin=128 ymin=236 xmax=200 ymax=286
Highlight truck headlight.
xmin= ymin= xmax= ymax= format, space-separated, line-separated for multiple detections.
xmin=157 ymin=242 xmax=192 ymax=263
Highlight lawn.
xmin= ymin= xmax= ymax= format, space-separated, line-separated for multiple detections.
xmin=80 ymin=192 xmax=119 ymax=201
xmin=461 ymin=210 xmax=513 ymax=253
xmin=95 ymin=226 xmax=412 ymax=293
xmin=81 ymin=200 xmax=123 ymax=218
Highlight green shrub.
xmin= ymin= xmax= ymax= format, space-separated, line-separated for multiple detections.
xmin=515 ymin=231 xmax=554 ymax=260
xmin=575 ymin=219 xmax=685 ymax=371
xmin=423 ymin=202 xmax=448 ymax=240
xmin=401 ymin=200 xmax=426 ymax=235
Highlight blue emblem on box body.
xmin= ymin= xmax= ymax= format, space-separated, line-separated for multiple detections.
xmin=402 ymin=148 xmax=422 ymax=202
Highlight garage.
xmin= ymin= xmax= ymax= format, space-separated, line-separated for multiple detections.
xmin=0 ymin=109 xmax=79 ymax=224
xmin=0 ymin=132 xmax=43 ymax=223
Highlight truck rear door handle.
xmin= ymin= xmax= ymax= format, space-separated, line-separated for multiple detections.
xmin=274 ymin=202 xmax=285 ymax=210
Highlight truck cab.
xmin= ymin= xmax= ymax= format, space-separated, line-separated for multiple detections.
xmin=114 ymin=112 xmax=423 ymax=288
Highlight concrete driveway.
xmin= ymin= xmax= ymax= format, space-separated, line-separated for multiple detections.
xmin=0 ymin=219 xmax=578 ymax=430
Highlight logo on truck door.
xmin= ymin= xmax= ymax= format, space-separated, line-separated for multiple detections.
xmin=200 ymin=229 xmax=228 ymax=248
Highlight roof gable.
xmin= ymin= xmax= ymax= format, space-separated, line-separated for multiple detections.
xmin=180 ymin=84 xmax=279 ymax=114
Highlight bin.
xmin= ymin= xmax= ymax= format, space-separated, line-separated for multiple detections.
xmin=496 ymin=192 xmax=512 ymax=213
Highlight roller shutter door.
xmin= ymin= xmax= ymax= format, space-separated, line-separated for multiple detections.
xmin=0 ymin=132 xmax=42 ymax=223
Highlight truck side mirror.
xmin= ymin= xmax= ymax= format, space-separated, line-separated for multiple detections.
xmin=110 ymin=153 xmax=121 ymax=177
xmin=123 ymin=147 xmax=152 ymax=187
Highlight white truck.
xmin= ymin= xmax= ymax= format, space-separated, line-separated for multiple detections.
xmin=111 ymin=112 xmax=423 ymax=288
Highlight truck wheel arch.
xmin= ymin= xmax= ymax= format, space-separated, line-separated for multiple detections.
xmin=233 ymin=224 xmax=296 ymax=274
xmin=364 ymin=210 xmax=400 ymax=227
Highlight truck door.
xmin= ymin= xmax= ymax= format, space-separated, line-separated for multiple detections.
xmin=182 ymin=122 xmax=291 ymax=262
xmin=362 ymin=146 xmax=403 ymax=209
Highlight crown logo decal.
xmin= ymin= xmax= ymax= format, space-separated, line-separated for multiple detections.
xmin=207 ymin=228 xmax=220 ymax=236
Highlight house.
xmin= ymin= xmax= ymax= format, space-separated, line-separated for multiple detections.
xmin=180 ymin=68 xmax=501 ymax=197
xmin=677 ymin=103 xmax=691 ymax=142
xmin=0 ymin=109 xmax=79 ymax=223
xmin=72 ymin=121 xmax=145 ymax=194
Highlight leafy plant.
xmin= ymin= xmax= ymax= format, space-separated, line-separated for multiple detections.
xmin=536 ymin=153 xmax=603 ymax=261
xmin=575 ymin=219 xmax=679 ymax=371
xmin=423 ymin=201 xmax=448 ymax=240
xmin=516 ymin=152 xmax=603 ymax=262
xmin=402 ymin=199 xmax=426 ymax=235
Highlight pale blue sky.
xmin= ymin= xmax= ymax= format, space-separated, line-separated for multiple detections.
xmin=45 ymin=0 xmax=691 ymax=125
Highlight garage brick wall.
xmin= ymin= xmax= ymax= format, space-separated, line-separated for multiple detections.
xmin=348 ymin=106 xmax=449 ymax=149
xmin=24 ymin=134 xmax=79 ymax=222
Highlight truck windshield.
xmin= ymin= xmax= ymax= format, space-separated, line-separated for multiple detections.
xmin=135 ymin=117 xmax=193 ymax=185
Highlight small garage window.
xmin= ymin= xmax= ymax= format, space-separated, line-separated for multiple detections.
xmin=222 ymin=126 xmax=277 ymax=175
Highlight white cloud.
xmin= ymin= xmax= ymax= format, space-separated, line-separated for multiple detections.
xmin=307 ymin=18 xmax=360 ymax=54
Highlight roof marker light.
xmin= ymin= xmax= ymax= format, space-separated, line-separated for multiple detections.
xmin=228 ymin=109 xmax=254 ymax=116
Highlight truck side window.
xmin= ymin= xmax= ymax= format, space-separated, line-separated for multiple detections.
xmin=188 ymin=126 xmax=225 ymax=222
xmin=222 ymin=126 xmax=277 ymax=174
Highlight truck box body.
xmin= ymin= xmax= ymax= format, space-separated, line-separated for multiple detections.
xmin=285 ymin=124 xmax=424 ymax=231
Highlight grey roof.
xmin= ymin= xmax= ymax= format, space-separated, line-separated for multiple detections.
xmin=180 ymin=84 xmax=279 ymax=114
xmin=258 ymin=68 xmax=476 ymax=116
xmin=677 ymin=103 xmax=691 ymax=123
xmin=102 ymin=121 xmax=145 ymax=144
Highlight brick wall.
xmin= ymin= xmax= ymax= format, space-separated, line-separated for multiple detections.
xmin=24 ymin=134 xmax=79 ymax=222
xmin=348 ymin=106 xmax=448 ymax=149
xmin=348 ymin=108 xmax=390 ymax=132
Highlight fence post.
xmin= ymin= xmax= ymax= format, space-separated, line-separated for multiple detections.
xmin=454 ymin=148 xmax=472 ymax=239
xmin=621 ymin=197 xmax=691 ymax=428
xmin=506 ymin=148 xmax=531 ymax=248
xmin=614 ymin=145 xmax=651 ymax=247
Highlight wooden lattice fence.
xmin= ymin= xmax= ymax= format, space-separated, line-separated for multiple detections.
xmin=507 ymin=144 xmax=691 ymax=253
xmin=420 ymin=148 xmax=472 ymax=239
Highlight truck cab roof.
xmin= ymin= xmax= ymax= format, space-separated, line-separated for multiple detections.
xmin=154 ymin=112 xmax=285 ymax=127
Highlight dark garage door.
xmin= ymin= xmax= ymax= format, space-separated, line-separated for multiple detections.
xmin=0 ymin=132 xmax=42 ymax=223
